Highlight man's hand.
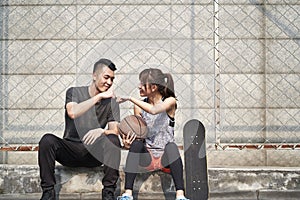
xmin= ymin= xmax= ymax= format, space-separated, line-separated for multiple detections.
xmin=97 ymin=88 xmax=115 ymax=101
xmin=82 ymin=128 xmax=104 ymax=145
xmin=122 ymin=131 xmax=136 ymax=149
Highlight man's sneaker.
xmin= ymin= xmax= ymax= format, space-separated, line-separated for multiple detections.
xmin=175 ymin=196 xmax=189 ymax=200
xmin=40 ymin=188 xmax=55 ymax=200
xmin=102 ymin=187 xmax=115 ymax=200
xmin=117 ymin=193 xmax=134 ymax=200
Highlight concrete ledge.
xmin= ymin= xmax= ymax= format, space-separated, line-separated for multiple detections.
xmin=54 ymin=165 xmax=105 ymax=194
xmin=0 ymin=164 xmax=175 ymax=198
xmin=1 ymin=165 xmax=300 ymax=200
xmin=209 ymin=191 xmax=258 ymax=199
xmin=208 ymin=167 xmax=300 ymax=192
xmin=258 ymin=190 xmax=300 ymax=200
xmin=1 ymin=191 xmax=300 ymax=200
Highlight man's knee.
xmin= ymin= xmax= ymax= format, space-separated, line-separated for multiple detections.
xmin=39 ymin=133 xmax=57 ymax=149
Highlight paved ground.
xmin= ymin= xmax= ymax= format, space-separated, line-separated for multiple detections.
xmin=0 ymin=190 xmax=300 ymax=200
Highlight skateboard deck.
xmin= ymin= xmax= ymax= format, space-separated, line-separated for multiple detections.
xmin=183 ymin=119 xmax=209 ymax=200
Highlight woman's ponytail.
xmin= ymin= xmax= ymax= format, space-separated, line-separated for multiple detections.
xmin=164 ymin=73 xmax=176 ymax=98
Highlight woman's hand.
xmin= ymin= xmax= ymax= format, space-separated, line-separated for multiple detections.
xmin=116 ymin=96 xmax=131 ymax=104
xmin=122 ymin=131 xmax=136 ymax=149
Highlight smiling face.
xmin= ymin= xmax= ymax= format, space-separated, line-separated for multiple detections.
xmin=93 ymin=66 xmax=115 ymax=93
xmin=138 ymin=69 xmax=150 ymax=97
xmin=138 ymin=82 xmax=147 ymax=97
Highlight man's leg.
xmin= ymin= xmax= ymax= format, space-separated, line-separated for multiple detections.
xmin=103 ymin=134 xmax=121 ymax=200
xmin=38 ymin=134 xmax=61 ymax=191
xmin=38 ymin=134 xmax=63 ymax=200
xmin=38 ymin=134 xmax=88 ymax=200
xmin=94 ymin=134 xmax=121 ymax=200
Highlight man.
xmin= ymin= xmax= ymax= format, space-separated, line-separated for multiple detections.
xmin=38 ymin=58 xmax=121 ymax=200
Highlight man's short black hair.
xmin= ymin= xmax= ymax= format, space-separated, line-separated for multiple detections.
xmin=93 ymin=58 xmax=116 ymax=73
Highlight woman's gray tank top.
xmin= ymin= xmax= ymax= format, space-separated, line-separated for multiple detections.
xmin=141 ymin=98 xmax=175 ymax=158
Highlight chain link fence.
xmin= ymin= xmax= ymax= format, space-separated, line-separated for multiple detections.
xmin=0 ymin=0 xmax=299 ymax=166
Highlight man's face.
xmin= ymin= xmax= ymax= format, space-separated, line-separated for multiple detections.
xmin=93 ymin=66 xmax=115 ymax=93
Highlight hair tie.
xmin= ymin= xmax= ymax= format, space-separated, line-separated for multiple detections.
xmin=164 ymin=74 xmax=168 ymax=83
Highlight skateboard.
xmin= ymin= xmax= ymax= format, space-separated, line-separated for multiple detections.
xmin=183 ymin=119 xmax=209 ymax=200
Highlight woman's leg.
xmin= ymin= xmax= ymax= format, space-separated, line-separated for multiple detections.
xmin=161 ymin=142 xmax=185 ymax=194
xmin=124 ymin=140 xmax=151 ymax=191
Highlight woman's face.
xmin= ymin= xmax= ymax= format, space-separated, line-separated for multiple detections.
xmin=138 ymin=82 xmax=147 ymax=97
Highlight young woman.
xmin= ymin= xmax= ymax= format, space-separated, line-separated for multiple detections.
xmin=117 ymin=68 xmax=189 ymax=200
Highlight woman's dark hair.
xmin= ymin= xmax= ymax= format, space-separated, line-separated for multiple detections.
xmin=139 ymin=68 xmax=176 ymax=99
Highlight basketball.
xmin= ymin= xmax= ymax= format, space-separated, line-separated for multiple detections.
xmin=118 ymin=115 xmax=148 ymax=140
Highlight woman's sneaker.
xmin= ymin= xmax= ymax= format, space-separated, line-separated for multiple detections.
xmin=175 ymin=196 xmax=189 ymax=200
xmin=117 ymin=193 xmax=133 ymax=200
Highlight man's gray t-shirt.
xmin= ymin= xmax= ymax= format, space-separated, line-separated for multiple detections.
xmin=63 ymin=86 xmax=120 ymax=142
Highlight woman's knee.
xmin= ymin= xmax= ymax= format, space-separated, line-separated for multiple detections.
xmin=106 ymin=134 xmax=121 ymax=147
xmin=129 ymin=140 xmax=145 ymax=153
xmin=163 ymin=142 xmax=181 ymax=164
xmin=165 ymin=142 xmax=179 ymax=153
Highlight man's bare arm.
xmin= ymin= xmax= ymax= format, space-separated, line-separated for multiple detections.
xmin=66 ymin=89 xmax=114 ymax=119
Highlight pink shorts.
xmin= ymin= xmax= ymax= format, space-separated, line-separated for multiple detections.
xmin=144 ymin=151 xmax=171 ymax=173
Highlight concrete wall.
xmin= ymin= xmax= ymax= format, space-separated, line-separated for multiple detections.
xmin=0 ymin=0 xmax=299 ymax=167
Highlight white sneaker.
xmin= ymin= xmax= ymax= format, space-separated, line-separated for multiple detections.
xmin=117 ymin=193 xmax=133 ymax=200
xmin=176 ymin=196 xmax=189 ymax=200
